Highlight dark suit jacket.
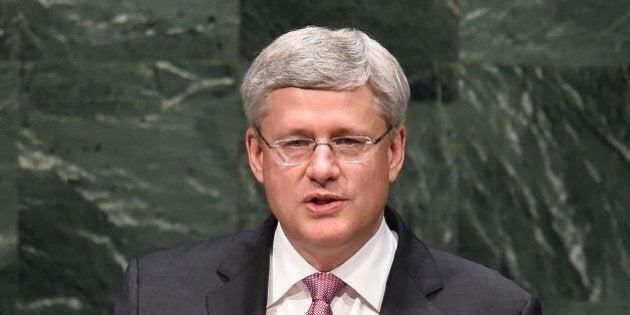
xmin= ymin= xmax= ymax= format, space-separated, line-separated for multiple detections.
xmin=116 ymin=207 xmax=542 ymax=314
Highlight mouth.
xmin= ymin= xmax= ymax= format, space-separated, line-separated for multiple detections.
xmin=304 ymin=193 xmax=342 ymax=204
xmin=310 ymin=196 xmax=337 ymax=205
xmin=303 ymin=193 xmax=345 ymax=214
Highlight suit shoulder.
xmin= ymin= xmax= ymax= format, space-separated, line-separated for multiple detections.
xmin=428 ymin=247 xmax=508 ymax=282
xmin=117 ymin=227 xmax=271 ymax=314
xmin=138 ymin=231 xmax=249 ymax=266
xmin=428 ymin=246 xmax=529 ymax=292
xmin=132 ymin=228 xmax=261 ymax=287
xmin=427 ymin=247 xmax=541 ymax=314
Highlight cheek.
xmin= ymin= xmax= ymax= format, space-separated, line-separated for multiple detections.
xmin=351 ymin=164 xmax=389 ymax=194
xmin=359 ymin=158 xmax=391 ymax=198
xmin=369 ymin=154 xmax=392 ymax=180
xmin=263 ymin=165 xmax=306 ymax=201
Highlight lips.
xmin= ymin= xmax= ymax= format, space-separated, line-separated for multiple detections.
xmin=304 ymin=193 xmax=342 ymax=204
xmin=303 ymin=193 xmax=345 ymax=214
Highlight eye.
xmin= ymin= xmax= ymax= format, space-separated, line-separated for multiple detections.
xmin=332 ymin=137 xmax=364 ymax=147
xmin=280 ymin=139 xmax=312 ymax=149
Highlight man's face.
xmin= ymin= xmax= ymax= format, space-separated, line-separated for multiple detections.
xmin=245 ymin=85 xmax=405 ymax=256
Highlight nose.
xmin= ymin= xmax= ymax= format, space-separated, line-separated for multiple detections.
xmin=305 ymin=143 xmax=340 ymax=185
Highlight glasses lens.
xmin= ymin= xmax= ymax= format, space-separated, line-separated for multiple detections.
xmin=275 ymin=139 xmax=314 ymax=165
xmin=331 ymin=137 xmax=370 ymax=162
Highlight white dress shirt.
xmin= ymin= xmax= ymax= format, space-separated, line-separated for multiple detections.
xmin=266 ymin=217 xmax=398 ymax=315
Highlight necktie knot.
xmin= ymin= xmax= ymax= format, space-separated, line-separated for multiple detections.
xmin=302 ymin=273 xmax=345 ymax=315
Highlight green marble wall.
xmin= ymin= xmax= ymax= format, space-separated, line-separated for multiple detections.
xmin=1 ymin=0 xmax=628 ymax=314
xmin=0 ymin=62 xmax=19 ymax=314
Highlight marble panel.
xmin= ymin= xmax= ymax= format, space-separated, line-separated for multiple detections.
xmin=16 ymin=60 xmax=255 ymax=314
xmin=7 ymin=0 xmax=238 ymax=61
xmin=0 ymin=63 xmax=19 ymax=315
xmin=458 ymin=0 xmax=630 ymax=64
xmin=240 ymin=0 xmax=459 ymax=103
xmin=0 ymin=1 xmax=20 ymax=61
xmin=392 ymin=64 xmax=630 ymax=313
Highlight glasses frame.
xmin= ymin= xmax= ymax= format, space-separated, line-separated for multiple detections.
xmin=255 ymin=127 xmax=393 ymax=165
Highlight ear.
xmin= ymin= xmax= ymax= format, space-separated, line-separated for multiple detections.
xmin=245 ymin=127 xmax=265 ymax=183
xmin=388 ymin=125 xmax=406 ymax=182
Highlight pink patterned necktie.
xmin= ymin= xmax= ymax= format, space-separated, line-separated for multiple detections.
xmin=302 ymin=272 xmax=346 ymax=315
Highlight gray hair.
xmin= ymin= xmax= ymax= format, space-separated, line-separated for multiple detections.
xmin=241 ymin=26 xmax=410 ymax=128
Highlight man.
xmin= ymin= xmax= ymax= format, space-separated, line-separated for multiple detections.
xmin=116 ymin=26 xmax=542 ymax=314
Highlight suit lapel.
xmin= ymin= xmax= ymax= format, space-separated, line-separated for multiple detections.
xmin=380 ymin=207 xmax=444 ymax=315
xmin=205 ymin=216 xmax=277 ymax=315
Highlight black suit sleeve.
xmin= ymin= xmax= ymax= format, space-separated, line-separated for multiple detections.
xmin=115 ymin=258 xmax=139 ymax=315
xmin=521 ymin=295 xmax=542 ymax=315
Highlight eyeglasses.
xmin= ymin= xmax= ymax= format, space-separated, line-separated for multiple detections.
xmin=256 ymin=127 xmax=392 ymax=166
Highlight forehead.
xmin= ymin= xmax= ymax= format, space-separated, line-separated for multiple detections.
xmin=260 ymin=86 xmax=385 ymax=134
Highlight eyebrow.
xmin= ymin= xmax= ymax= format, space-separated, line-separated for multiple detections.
xmin=275 ymin=126 xmax=375 ymax=139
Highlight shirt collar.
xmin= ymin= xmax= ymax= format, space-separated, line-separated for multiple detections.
xmin=330 ymin=217 xmax=398 ymax=311
xmin=267 ymin=217 xmax=398 ymax=311
xmin=267 ymin=224 xmax=318 ymax=307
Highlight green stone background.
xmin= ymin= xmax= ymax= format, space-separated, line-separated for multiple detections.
xmin=0 ymin=0 xmax=628 ymax=314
